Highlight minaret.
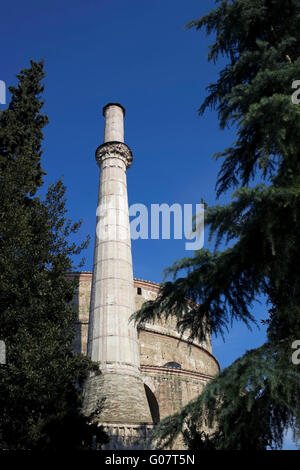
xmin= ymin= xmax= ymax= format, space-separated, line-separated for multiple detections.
xmin=84 ymin=103 xmax=152 ymax=439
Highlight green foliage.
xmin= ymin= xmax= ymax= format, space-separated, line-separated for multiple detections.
xmin=0 ymin=60 xmax=107 ymax=449
xmin=134 ymin=0 xmax=300 ymax=450
xmin=153 ymin=343 xmax=299 ymax=450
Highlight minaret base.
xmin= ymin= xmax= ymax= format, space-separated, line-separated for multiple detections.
xmin=101 ymin=423 xmax=155 ymax=450
xmin=83 ymin=371 xmax=153 ymax=425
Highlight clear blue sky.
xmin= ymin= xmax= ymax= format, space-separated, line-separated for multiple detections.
xmin=1 ymin=0 xmax=296 ymax=449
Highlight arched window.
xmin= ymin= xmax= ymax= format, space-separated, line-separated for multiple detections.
xmin=144 ymin=385 xmax=160 ymax=424
xmin=163 ymin=361 xmax=181 ymax=369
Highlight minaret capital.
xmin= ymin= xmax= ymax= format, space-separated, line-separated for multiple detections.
xmin=95 ymin=141 xmax=133 ymax=169
xmin=102 ymin=102 xmax=126 ymax=117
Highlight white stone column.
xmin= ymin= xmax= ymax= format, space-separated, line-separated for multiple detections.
xmin=103 ymin=103 xmax=125 ymax=143
xmin=85 ymin=103 xmax=152 ymax=426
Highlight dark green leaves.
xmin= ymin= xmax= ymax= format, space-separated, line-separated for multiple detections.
xmin=134 ymin=0 xmax=300 ymax=449
xmin=0 ymin=61 xmax=104 ymax=450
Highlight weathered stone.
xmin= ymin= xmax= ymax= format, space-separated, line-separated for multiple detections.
xmin=69 ymin=272 xmax=220 ymax=448
xmin=84 ymin=103 xmax=152 ymax=428
xmin=68 ymin=103 xmax=220 ymax=450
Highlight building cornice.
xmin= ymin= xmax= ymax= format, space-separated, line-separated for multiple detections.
xmin=134 ymin=278 xmax=161 ymax=293
xmin=141 ymin=364 xmax=216 ymax=382
xmin=67 ymin=272 xmax=161 ymax=291
xmin=139 ymin=327 xmax=220 ymax=372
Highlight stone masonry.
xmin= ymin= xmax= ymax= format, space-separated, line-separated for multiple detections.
xmin=71 ymin=103 xmax=219 ymax=449
xmin=83 ymin=104 xmax=152 ymax=437
xmin=69 ymin=272 xmax=220 ymax=448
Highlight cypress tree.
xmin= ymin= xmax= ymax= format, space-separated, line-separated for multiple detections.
xmin=0 ymin=60 xmax=107 ymax=450
xmin=134 ymin=0 xmax=300 ymax=450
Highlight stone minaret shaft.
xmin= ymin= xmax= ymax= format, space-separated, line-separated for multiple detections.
xmin=85 ymin=103 xmax=152 ymax=426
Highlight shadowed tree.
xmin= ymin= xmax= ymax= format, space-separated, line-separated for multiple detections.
xmin=0 ymin=60 xmax=107 ymax=450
